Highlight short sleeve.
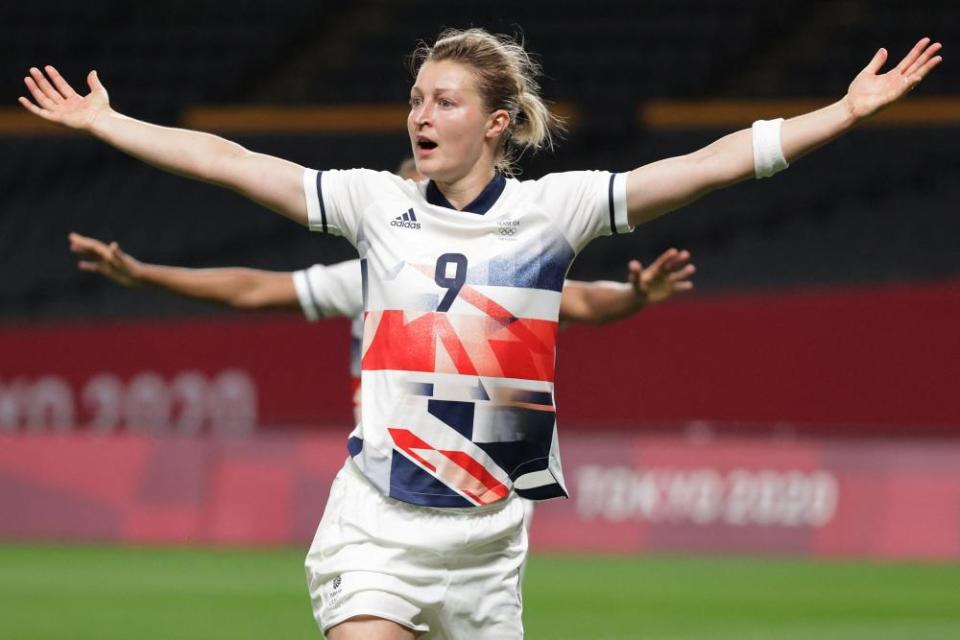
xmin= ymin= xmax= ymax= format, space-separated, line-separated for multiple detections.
xmin=292 ymin=260 xmax=364 ymax=321
xmin=530 ymin=171 xmax=632 ymax=251
xmin=302 ymin=168 xmax=400 ymax=245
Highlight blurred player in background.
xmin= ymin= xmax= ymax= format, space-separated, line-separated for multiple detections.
xmin=22 ymin=26 xmax=940 ymax=640
xmin=67 ymin=231 xmax=695 ymax=425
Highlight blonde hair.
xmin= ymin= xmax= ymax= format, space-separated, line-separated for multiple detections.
xmin=412 ymin=28 xmax=564 ymax=175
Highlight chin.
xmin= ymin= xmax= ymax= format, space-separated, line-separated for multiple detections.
xmin=414 ymin=158 xmax=446 ymax=181
xmin=415 ymin=163 xmax=438 ymax=180
xmin=414 ymin=154 xmax=471 ymax=185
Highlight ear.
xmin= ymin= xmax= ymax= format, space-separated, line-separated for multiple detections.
xmin=485 ymin=109 xmax=511 ymax=140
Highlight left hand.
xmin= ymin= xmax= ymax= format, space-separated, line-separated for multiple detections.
xmin=19 ymin=67 xmax=112 ymax=131
xmin=69 ymin=232 xmax=145 ymax=288
xmin=630 ymin=248 xmax=695 ymax=305
xmin=845 ymin=37 xmax=942 ymax=119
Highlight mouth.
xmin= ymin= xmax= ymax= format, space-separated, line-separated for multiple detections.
xmin=416 ymin=136 xmax=438 ymax=152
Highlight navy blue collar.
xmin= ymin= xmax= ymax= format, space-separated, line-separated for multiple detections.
xmin=426 ymin=173 xmax=506 ymax=215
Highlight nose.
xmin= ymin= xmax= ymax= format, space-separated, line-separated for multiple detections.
xmin=412 ymin=101 xmax=433 ymax=128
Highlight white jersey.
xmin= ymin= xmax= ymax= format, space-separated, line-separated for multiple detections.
xmin=303 ymin=168 xmax=631 ymax=508
xmin=293 ymin=260 xmax=363 ymax=321
xmin=293 ymin=261 xmax=365 ymax=419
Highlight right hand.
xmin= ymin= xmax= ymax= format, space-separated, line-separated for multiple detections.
xmin=844 ymin=38 xmax=942 ymax=120
xmin=20 ymin=67 xmax=111 ymax=130
xmin=629 ymin=248 xmax=695 ymax=306
xmin=69 ymin=232 xmax=144 ymax=288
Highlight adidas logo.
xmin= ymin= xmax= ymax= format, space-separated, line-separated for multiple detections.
xmin=390 ymin=208 xmax=421 ymax=229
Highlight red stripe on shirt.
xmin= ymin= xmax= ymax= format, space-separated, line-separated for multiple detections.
xmin=363 ymin=311 xmax=557 ymax=381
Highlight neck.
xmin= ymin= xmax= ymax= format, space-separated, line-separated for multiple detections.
xmin=433 ymin=165 xmax=497 ymax=210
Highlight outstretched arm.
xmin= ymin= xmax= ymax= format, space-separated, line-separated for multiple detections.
xmin=21 ymin=68 xmax=307 ymax=225
xmin=625 ymin=38 xmax=943 ymax=226
xmin=69 ymin=232 xmax=300 ymax=311
xmin=559 ymin=248 xmax=694 ymax=324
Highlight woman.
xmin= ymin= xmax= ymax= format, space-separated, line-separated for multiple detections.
xmin=21 ymin=28 xmax=941 ymax=640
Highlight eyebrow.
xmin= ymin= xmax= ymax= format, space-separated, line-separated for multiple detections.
xmin=409 ymin=86 xmax=459 ymax=100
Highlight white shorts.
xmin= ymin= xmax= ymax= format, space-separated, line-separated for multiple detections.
xmin=305 ymin=458 xmax=528 ymax=639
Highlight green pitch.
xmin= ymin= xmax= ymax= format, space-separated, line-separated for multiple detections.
xmin=1 ymin=544 xmax=957 ymax=639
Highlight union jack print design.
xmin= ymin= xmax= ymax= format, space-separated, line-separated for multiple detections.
xmin=388 ymin=427 xmax=510 ymax=505
xmin=360 ymin=278 xmax=563 ymax=506
xmin=362 ymin=310 xmax=558 ymax=381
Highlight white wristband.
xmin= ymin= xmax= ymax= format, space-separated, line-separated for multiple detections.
xmin=751 ymin=118 xmax=789 ymax=179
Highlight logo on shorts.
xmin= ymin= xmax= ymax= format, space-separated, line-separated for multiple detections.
xmin=391 ymin=208 xmax=421 ymax=229
xmin=325 ymin=574 xmax=344 ymax=610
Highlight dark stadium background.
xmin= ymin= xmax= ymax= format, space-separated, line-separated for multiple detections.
xmin=1 ymin=2 xmax=958 ymax=639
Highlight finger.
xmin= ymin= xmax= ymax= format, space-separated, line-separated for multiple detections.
xmin=23 ymin=77 xmax=57 ymax=111
xmin=659 ymin=253 xmax=688 ymax=276
xmin=864 ymin=48 xmax=888 ymax=75
xmin=668 ymin=266 xmax=696 ymax=282
xmin=69 ymin=237 xmax=94 ymax=256
xmin=70 ymin=234 xmax=109 ymax=256
xmin=910 ymin=55 xmax=943 ymax=85
xmin=649 ymin=248 xmax=678 ymax=273
xmin=73 ymin=250 xmax=101 ymax=261
xmin=110 ymin=243 xmax=133 ymax=266
xmin=904 ymin=42 xmax=942 ymax=77
xmin=92 ymin=241 xmax=113 ymax=259
xmin=628 ymin=262 xmax=643 ymax=287
xmin=88 ymin=70 xmax=104 ymax=93
xmin=68 ymin=232 xmax=93 ymax=248
xmin=894 ymin=37 xmax=930 ymax=74
xmin=72 ymin=245 xmax=107 ymax=262
xmin=667 ymin=250 xmax=691 ymax=269
xmin=29 ymin=67 xmax=64 ymax=103
xmin=672 ymin=281 xmax=694 ymax=292
xmin=668 ymin=265 xmax=696 ymax=282
xmin=68 ymin=231 xmax=95 ymax=247
xmin=78 ymin=261 xmax=103 ymax=272
xmin=18 ymin=95 xmax=50 ymax=118
xmin=44 ymin=65 xmax=78 ymax=99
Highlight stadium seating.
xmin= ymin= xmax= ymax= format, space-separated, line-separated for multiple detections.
xmin=1 ymin=0 xmax=958 ymax=320
xmin=5 ymin=1 xmax=956 ymax=110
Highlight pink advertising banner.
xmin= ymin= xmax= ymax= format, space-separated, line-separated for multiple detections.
xmin=2 ymin=432 xmax=959 ymax=560
xmin=531 ymin=435 xmax=960 ymax=559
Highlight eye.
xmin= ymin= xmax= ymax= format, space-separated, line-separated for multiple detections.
xmin=409 ymin=96 xmax=423 ymax=108
xmin=438 ymin=98 xmax=454 ymax=108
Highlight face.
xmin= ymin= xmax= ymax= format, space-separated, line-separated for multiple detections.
xmin=407 ymin=59 xmax=507 ymax=184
